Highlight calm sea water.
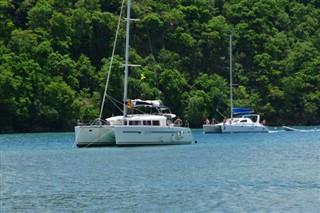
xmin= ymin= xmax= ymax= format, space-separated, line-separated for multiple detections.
xmin=1 ymin=127 xmax=319 ymax=212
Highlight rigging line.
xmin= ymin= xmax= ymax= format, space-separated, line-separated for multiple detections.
xmin=99 ymin=0 xmax=126 ymax=120
xmin=147 ymin=25 xmax=154 ymax=59
xmin=106 ymin=94 xmax=124 ymax=114
xmin=107 ymin=94 xmax=124 ymax=107
xmin=84 ymin=129 xmax=115 ymax=148
xmin=146 ymin=25 xmax=161 ymax=99
xmin=73 ymin=128 xmax=82 ymax=149
xmin=107 ymin=94 xmax=123 ymax=105
xmin=216 ymin=109 xmax=227 ymax=119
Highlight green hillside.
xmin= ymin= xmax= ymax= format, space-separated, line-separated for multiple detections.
xmin=0 ymin=0 xmax=319 ymax=132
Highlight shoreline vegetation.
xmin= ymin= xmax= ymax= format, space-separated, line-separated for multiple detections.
xmin=0 ymin=0 xmax=319 ymax=133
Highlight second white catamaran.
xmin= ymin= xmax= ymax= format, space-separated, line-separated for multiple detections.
xmin=203 ymin=35 xmax=269 ymax=134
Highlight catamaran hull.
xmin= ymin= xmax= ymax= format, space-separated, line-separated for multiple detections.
xmin=203 ymin=125 xmax=222 ymax=133
xmin=114 ymin=126 xmax=193 ymax=146
xmin=74 ymin=125 xmax=116 ymax=147
xmin=221 ymin=125 xmax=269 ymax=133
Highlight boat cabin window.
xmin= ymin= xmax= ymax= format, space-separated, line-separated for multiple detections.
xmin=143 ymin=120 xmax=152 ymax=126
xmin=240 ymin=120 xmax=247 ymax=123
xmin=129 ymin=120 xmax=141 ymax=125
xmin=152 ymin=120 xmax=160 ymax=126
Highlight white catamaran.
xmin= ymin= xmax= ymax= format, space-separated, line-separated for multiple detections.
xmin=203 ymin=35 xmax=269 ymax=134
xmin=74 ymin=0 xmax=193 ymax=147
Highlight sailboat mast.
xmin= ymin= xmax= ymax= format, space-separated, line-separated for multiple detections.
xmin=229 ymin=34 xmax=233 ymax=120
xmin=123 ymin=0 xmax=131 ymax=117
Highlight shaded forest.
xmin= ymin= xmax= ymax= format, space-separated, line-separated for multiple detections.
xmin=0 ymin=0 xmax=319 ymax=132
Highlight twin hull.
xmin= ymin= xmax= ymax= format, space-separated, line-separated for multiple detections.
xmin=204 ymin=124 xmax=269 ymax=134
xmin=203 ymin=125 xmax=222 ymax=133
xmin=221 ymin=124 xmax=269 ymax=133
xmin=75 ymin=125 xmax=193 ymax=147
xmin=74 ymin=126 xmax=116 ymax=147
xmin=114 ymin=126 xmax=192 ymax=146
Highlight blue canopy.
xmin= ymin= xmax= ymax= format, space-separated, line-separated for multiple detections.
xmin=233 ymin=108 xmax=254 ymax=115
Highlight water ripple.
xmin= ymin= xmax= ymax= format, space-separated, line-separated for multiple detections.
xmin=1 ymin=129 xmax=319 ymax=212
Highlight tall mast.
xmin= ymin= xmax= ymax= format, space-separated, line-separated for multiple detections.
xmin=229 ymin=34 xmax=233 ymax=120
xmin=123 ymin=0 xmax=131 ymax=117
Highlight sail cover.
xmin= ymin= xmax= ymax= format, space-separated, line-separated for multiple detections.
xmin=126 ymin=99 xmax=169 ymax=109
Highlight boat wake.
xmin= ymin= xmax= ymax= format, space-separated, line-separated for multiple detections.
xmin=268 ymin=126 xmax=320 ymax=133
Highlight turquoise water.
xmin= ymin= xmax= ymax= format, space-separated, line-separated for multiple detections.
xmin=1 ymin=128 xmax=319 ymax=212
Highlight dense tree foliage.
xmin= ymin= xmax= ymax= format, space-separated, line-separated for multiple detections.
xmin=0 ymin=0 xmax=319 ymax=132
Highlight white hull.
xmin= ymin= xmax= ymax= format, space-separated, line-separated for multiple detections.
xmin=221 ymin=124 xmax=269 ymax=133
xmin=203 ymin=116 xmax=270 ymax=134
xmin=203 ymin=124 xmax=222 ymax=133
xmin=114 ymin=126 xmax=193 ymax=146
xmin=75 ymin=125 xmax=116 ymax=147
